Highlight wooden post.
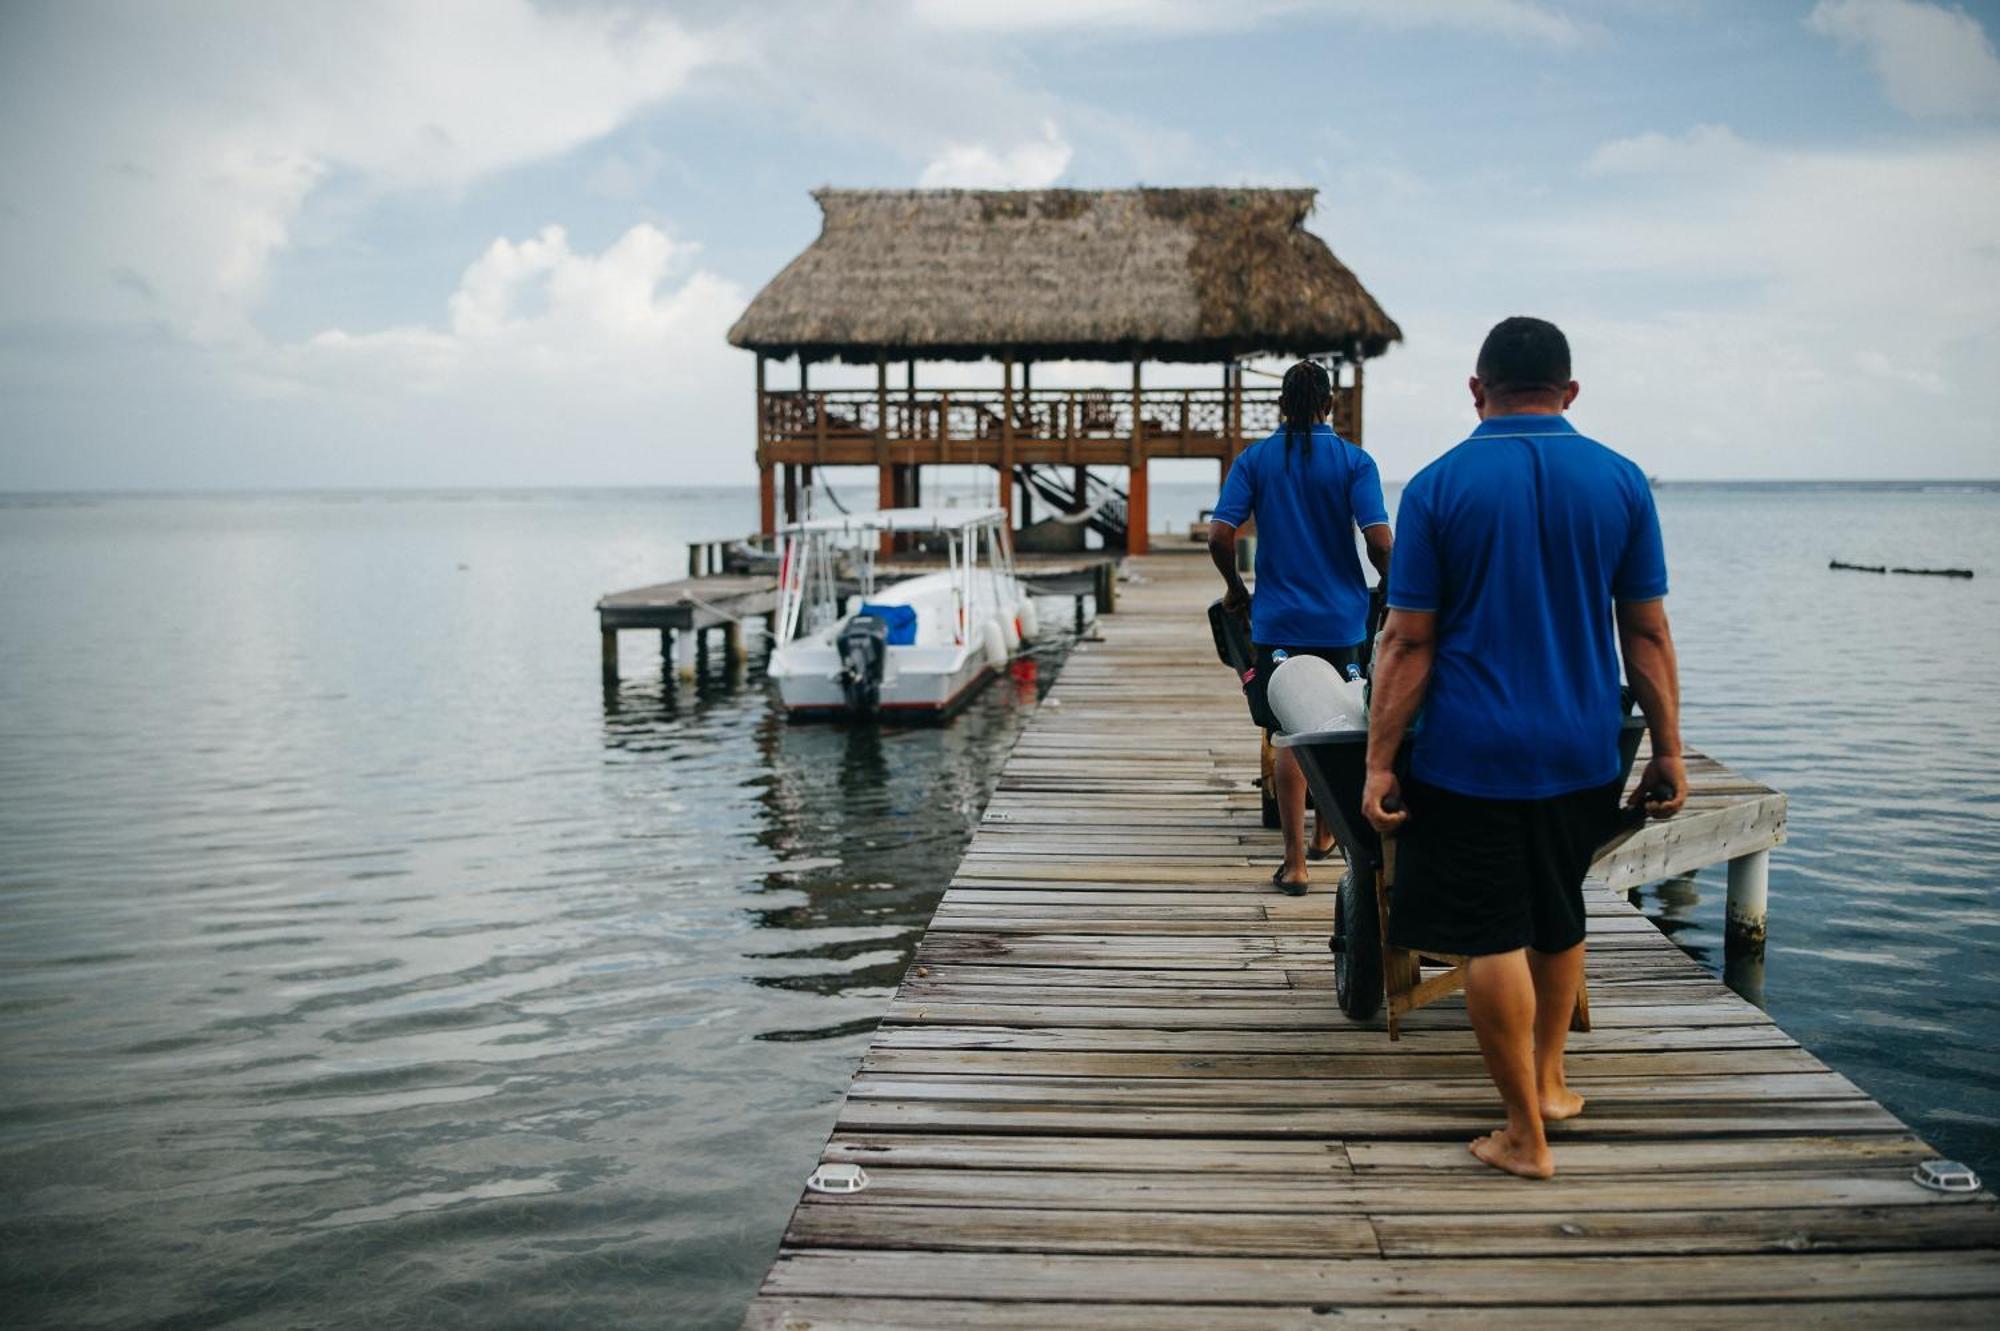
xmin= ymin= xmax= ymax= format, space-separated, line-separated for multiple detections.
xmin=1127 ymin=356 xmax=1149 ymax=555
xmin=1220 ymin=365 xmax=1232 ymax=489
xmin=1231 ymin=360 xmax=1245 ymax=459
xmin=783 ymin=465 xmax=799 ymax=525
xmin=939 ymin=389 xmax=951 ymax=476
xmin=601 ymin=626 xmax=619 ymax=686
xmin=876 ymin=358 xmax=892 ymax=554
xmin=756 ymin=355 xmax=775 ymax=535
xmin=1726 ymin=848 xmax=1769 ymax=953
xmin=724 ymin=620 xmax=745 ymax=682
xmin=999 ymin=354 xmax=1015 ymax=528
xmin=695 ymin=626 xmax=710 ymax=677
xmin=1352 ymin=354 xmax=1366 ymax=446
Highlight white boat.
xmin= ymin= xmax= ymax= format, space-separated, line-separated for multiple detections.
xmin=766 ymin=508 xmax=1038 ymax=719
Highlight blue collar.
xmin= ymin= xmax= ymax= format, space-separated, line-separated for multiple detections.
xmin=1469 ymin=414 xmax=1578 ymax=439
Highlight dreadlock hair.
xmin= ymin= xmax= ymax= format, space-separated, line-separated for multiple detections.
xmin=1279 ymin=360 xmax=1333 ymax=462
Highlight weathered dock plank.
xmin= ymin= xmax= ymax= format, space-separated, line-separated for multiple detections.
xmin=742 ymin=554 xmax=1998 ymax=1327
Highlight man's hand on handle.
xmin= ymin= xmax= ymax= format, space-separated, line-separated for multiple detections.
xmin=1363 ymin=769 xmax=1408 ymax=835
xmin=1629 ymin=751 xmax=1687 ymax=818
xmin=1221 ymin=581 xmax=1249 ymax=617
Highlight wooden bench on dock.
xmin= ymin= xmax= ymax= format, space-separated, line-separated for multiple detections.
xmin=742 ymin=553 xmax=1999 ymax=1328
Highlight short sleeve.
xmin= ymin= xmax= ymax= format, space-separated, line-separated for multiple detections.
xmin=1348 ymin=448 xmax=1389 ymax=529
xmin=1612 ymin=480 xmax=1669 ymax=602
xmin=1386 ymin=481 xmax=1441 ymax=612
xmin=1211 ymin=446 xmax=1256 ymax=527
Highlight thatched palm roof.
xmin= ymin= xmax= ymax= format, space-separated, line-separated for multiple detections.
xmin=727 ymin=188 xmax=1401 ymax=365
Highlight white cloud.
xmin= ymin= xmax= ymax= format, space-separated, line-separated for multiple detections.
xmin=1347 ymin=122 xmax=2000 ymax=480
xmin=911 ymin=0 xmax=1588 ymax=45
xmin=265 ymin=222 xmax=743 ymax=406
xmin=0 ymin=1 xmax=707 ymax=345
xmin=1584 ymin=123 xmax=1756 ymax=176
xmin=919 ymin=122 xmax=1073 ymax=188
xmin=1808 ymin=0 xmax=2000 ymax=116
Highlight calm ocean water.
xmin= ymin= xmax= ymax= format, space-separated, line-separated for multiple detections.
xmin=2 ymin=480 xmax=1996 ymax=1328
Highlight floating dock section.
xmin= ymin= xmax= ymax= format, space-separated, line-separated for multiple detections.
xmin=744 ymin=555 xmax=1999 ymax=1328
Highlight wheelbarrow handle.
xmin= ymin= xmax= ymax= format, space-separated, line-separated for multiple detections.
xmin=1622 ymin=783 xmax=1677 ymax=830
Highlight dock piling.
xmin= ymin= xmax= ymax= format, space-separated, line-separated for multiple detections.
xmin=600 ymin=628 xmax=619 ymax=686
xmin=1726 ymin=847 xmax=1770 ymax=953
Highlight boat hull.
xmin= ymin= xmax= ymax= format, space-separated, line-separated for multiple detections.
xmin=775 ymin=647 xmax=996 ymax=721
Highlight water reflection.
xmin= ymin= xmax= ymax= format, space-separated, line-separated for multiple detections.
xmin=600 ymin=605 xmax=1076 ymax=1040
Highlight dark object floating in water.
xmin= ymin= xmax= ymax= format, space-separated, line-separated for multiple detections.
xmin=1829 ymin=559 xmax=1973 ymax=579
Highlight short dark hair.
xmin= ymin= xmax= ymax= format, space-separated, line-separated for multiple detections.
xmin=1476 ymin=316 xmax=1571 ymax=393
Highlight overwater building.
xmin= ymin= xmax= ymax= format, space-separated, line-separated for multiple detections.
xmin=727 ymin=188 xmax=1400 ymax=553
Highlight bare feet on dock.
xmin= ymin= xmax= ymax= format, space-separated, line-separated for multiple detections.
xmin=1540 ymin=1085 xmax=1586 ymax=1122
xmin=1470 ymin=1129 xmax=1555 ymax=1180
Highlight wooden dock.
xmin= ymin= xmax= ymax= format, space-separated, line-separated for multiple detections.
xmin=595 ymin=549 xmax=1119 ymax=685
xmin=743 ymin=554 xmax=2000 ymax=1328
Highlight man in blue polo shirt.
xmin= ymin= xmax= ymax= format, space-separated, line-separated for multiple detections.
xmin=1363 ymin=317 xmax=1685 ymax=1180
xmin=1210 ymin=360 xmax=1392 ymax=894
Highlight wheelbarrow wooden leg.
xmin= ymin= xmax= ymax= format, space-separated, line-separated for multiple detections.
xmin=1377 ymin=841 xmax=1424 ymax=1041
xmin=1377 ymin=838 xmax=1477 ymax=1040
xmin=1569 ymin=977 xmax=1592 ymax=1032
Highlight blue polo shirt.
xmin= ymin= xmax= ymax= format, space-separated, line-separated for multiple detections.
xmin=1387 ymin=414 xmax=1668 ymax=800
xmin=1213 ymin=424 xmax=1388 ymax=647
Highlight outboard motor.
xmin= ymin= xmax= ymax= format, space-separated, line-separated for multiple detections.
xmin=837 ymin=614 xmax=890 ymax=714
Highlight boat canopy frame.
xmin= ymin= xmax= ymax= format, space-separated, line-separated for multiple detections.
xmin=772 ymin=508 xmax=1020 ymax=650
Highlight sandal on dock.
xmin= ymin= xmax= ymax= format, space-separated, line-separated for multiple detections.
xmin=1270 ymin=865 xmax=1309 ymax=897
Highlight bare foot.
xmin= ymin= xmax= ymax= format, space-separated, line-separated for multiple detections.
xmin=1540 ymin=1086 xmax=1586 ymax=1122
xmin=1469 ymin=1129 xmax=1555 ymax=1180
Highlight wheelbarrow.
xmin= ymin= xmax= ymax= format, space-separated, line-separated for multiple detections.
xmin=1207 ymin=598 xmax=1282 ymax=830
xmin=1274 ymin=702 xmax=1651 ymax=1040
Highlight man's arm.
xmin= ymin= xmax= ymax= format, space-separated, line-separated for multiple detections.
xmin=1362 ymin=523 xmax=1392 ymax=579
xmin=1616 ymin=598 xmax=1688 ymax=817
xmin=1208 ymin=519 xmax=1249 ymax=614
xmin=1362 ymin=608 xmax=1434 ymax=833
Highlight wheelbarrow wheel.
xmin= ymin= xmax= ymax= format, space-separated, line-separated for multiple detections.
xmin=1334 ymin=868 xmax=1383 ymax=1020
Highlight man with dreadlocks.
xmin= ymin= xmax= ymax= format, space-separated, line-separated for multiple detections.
xmin=1363 ymin=316 xmax=1685 ymax=1179
xmin=1209 ymin=359 xmax=1392 ymax=894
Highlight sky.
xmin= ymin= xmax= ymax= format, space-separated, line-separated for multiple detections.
xmin=1 ymin=0 xmax=1997 ymax=490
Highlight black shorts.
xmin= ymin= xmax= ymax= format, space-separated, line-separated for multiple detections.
xmin=1242 ymin=643 xmax=1363 ymax=732
xmin=1386 ymin=775 xmax=1623 ymax=957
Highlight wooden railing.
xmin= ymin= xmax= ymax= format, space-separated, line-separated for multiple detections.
xmin=758 ymin=387 xmax=1348 ymax=447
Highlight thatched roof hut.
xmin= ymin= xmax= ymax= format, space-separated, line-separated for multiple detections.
xmin=727 ymin=188 xmax=1400 ymax=365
